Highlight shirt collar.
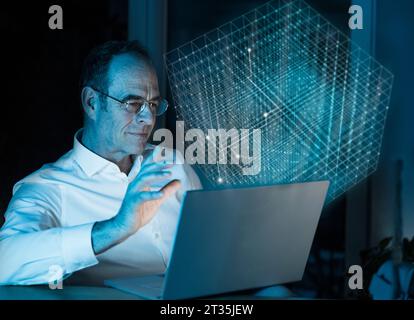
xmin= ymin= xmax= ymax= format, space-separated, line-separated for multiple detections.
xmin=72 ymin=129 xmax=146 ymax=178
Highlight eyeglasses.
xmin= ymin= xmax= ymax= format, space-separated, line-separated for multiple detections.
xmin=91 ymin=87 xmax=168 ymax=116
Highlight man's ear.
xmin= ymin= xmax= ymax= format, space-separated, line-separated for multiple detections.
xmin=81 ymin=87 xmax=98 ymax=121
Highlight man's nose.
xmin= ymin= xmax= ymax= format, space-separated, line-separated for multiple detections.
xmin=136 ymin=103 xmax=154 ymax=125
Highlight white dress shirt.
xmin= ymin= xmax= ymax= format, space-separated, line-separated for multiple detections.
xmin=0 ymin=130 xmax=201 ymax=286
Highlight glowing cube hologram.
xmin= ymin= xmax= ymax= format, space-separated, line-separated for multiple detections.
xmin=165 ymin=0 xmax=393 ymax=202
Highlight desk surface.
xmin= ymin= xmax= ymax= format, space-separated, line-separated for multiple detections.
xmin=0 ymin=285 xmax=142 ymax=300
xmin=0 ymin=285 xmax=296 ymax=300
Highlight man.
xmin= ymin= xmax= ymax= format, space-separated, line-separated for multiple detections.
xmin=0 ymin=41 xmax=201 ymax=286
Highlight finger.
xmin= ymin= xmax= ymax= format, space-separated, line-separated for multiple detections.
xmin=138 ymin=191 xmax=164 ymax=202
xmin=133 ymin=171 xmax=172 ymax=190
xmin=160 ymin=180 xmax=181 ymax=198
xmin=139 ymin=161 xmax=174 ymax=176
xmin=131 ymin=161 xmax=174 ymax=189
xmin=141 ymin=146 xmax=173 ymax=167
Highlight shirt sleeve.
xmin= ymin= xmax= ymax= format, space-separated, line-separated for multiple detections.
xmin=0 ymin=182 xmax=98 ymax=285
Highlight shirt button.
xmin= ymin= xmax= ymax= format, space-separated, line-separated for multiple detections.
xmin=154 ymin=232 xmax=160 ymax=239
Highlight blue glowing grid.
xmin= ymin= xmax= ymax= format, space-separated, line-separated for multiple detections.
xmin=165 ymin=0 xmax=393 ymax=202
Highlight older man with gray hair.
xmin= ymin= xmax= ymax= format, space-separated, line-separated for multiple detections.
xmin=0 ymin=41 xmax=201 ymax=286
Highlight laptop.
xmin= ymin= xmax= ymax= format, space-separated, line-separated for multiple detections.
xmin=105 ymin=181 xmax=329 ymax=299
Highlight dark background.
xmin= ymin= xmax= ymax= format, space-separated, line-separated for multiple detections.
xmin=1 ymin=0 xmax=413 ymax=298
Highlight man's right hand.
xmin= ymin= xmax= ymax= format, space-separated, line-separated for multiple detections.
xmin=91 ymin=152 xmax=181 ymax=255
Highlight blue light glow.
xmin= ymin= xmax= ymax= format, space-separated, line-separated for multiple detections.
xmin=165 ymin=0 xmax=393 ymax=202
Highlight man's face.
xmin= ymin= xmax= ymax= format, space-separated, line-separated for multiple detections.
xmin=94 ymin=53 xmax=158 ymax=157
